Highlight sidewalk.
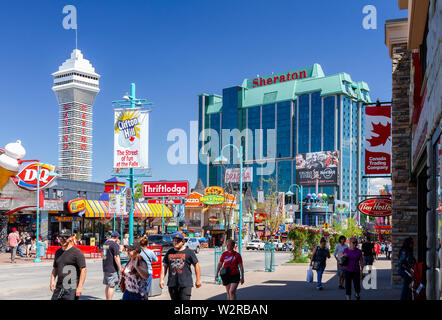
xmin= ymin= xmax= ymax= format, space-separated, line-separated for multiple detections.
xmin=151 ymin=257 xmax=400 ymax=300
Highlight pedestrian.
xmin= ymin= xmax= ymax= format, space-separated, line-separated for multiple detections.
xmin=216 ymin=239 xmax=245 ymax=300
xmin=102 ymin=231 xmax=123 ymax=300
xmin=7 ymin=228 xmax=20 ymax=263
xmin=310 ymin=237 xmax=331 ymax=290
xmin=387 ymin=242 xmax=393 ymax=260
xmin=123 ymin=233 xmax=129 ymax=251
xmin=160 ymin=232 xmax=202 ymax=300
xmin=120 ymin=242 xmax=150 ymax=300
xmin=334 ymin=235 xmax=348 ymax=289
xmin=361 ymin=237 xmax=375 ymax=268
xmin=50 ymin=229 xmax=87 ymax=300
xmin=341 ymin=237 xmax=363 ymax=300
xmin=17 ymin=233 xmax=25 ymax=258
xmin=398 ymin=237 xmax=416 ymax=300
xmin=139 ymin=236 xmax=158 ymax=299
xmin=25 ymin=233 xmax=32 ymax=258
xmin=375 ymin=242 xmax=380 ymax=259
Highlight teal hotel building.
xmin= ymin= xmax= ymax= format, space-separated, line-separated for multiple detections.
xmin=197 ymin=64 xmax=371 ymax=225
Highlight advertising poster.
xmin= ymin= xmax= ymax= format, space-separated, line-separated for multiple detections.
xmin=365 ymin=106 xmax=392 ymax=175
xmin=114 ymin=108 xmax=149 ymax=169
xmin=295 ymin=151 xmax=339 ymax=186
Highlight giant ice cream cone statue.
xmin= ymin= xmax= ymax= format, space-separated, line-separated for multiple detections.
xmin=0 ymin=140 xmax=26 ymax=190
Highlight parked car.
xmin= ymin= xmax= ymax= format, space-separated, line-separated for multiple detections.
xmin=282 ymin=241 xmax=294 ymax=251
xmin=246 ymin=239 xmax=265 ymax=250
xmin=184 ymin=237 xmax=201 ymax=253
xmin=148 ymin=234 xmax=174 ymax=255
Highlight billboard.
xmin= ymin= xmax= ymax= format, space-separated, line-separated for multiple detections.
xmin=295 ymin=151 xmax=339 ymax=186
xmin=365 ymin=106 xmax=391 ymax=175
xmin=114 ymin=108 xmax=149 ymax=169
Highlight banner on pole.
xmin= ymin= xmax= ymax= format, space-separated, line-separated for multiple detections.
xmin=364 ymin=106 xmax=391 ymax=175
xmin=114 ymin=108 xmax=149 ymax=169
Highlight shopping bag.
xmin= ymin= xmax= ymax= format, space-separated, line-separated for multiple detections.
xmin=306 ymin=267 xmax=314 ymax=283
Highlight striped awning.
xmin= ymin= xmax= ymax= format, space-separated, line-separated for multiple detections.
xmin=84 ymin=200 xmax=173 ymax=218
xmin=135 ymin=203 xmax=173 ymax=218
xmin=84 ymin=200 xmax=110 ymax=218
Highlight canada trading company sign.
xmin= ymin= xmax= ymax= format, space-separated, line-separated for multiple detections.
xmin=357 ymin=198 xmax=392 ymax=217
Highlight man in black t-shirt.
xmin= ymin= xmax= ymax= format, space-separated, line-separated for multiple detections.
xmin=160 ymin=232 xmax=201 ymax=300
xmin=50 ymin=229 xmax=87 ymax=300
xmin=361 ymin=238 xmax=375 ymax=266
xmin=102 ymin=231 xmax=123 ymax=300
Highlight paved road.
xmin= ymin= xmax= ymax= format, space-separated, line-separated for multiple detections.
xmin=0 ymin=249 xmax=291 ymax=300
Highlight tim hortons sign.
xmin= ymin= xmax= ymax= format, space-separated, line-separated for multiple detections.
xmin=357 ymin=198 xmax=392 ymax=217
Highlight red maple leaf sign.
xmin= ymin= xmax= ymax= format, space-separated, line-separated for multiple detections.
xmin=367 ymin=122 xmax=391 ymax=147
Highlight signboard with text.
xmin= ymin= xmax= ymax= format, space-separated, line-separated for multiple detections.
xmin=295 ymin=151 xmax=339 ymax=186
xmin=357 ymin=198 xmax=392 ymax=217
xmin=224 ymin=167 xmax=253 ymax=184
xmin=143 ymin=181 xmax=189 ymax=197
xmin=114 ymin=108 xmax=149 ymax=169
xmin=365 ymin=106 xmax=392 ymax=175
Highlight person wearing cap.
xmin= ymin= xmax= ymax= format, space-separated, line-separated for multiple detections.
xmin=7 ymin=228 xmax=20 ymax=263
xmin=50 ymin=229 xmax=87 ymax=300
xmin=121 ymin=242 xmax=150 ymax=300
xmin=160 ymin=232 xmax=202 ymax=300
xmin=102 ymin=231 xmax=123 ymax=300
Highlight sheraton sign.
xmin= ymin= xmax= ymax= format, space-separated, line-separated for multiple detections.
xmin=357 ymin=198 xmax=392 ymax=217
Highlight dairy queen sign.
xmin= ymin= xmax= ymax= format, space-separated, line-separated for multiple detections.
xmin=357 ymin=198 xmax=392 ymax=217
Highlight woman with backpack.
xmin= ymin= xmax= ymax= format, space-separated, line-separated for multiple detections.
xmin=341 ymin=237 xmax=363 ymax=300
xmin=398 ymin=237 xmax=416 ymax=300
xmin=310 ymin=237 xmax=330 ymax=290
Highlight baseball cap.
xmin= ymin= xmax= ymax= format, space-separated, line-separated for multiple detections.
xmin=59 ymin=229 xmax=72 ymax=237
xmin=111 ymin=231 xmax=120 ymax=238
xmin=12 ymin=228 xmax=17 ymax=232
xmin=173 ymin=232 xmax=185 ymax=241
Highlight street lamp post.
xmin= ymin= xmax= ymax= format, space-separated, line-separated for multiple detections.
xmin=215 ymin=144 xmax=243 ymax=255
xmin=112 ymin=83 xmax=152 ymax=245
xmin=34 ymin=164 xmax=58 ymax=263
xmin=286 ymin=184 xmax=303 ymax=225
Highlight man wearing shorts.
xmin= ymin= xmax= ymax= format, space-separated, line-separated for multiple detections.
xmin=160 ymin=232 xmax=202 ymax=300
xmin=102 ymin=231 xmax=123 ymax=300
xmin=362 ymin=237 xmax=375 ymax=267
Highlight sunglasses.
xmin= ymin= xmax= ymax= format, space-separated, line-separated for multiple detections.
xmin=173 ymin=238 xmax=183 ymax=242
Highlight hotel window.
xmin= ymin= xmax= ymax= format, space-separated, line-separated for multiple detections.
xmin=277 ymin=102 xmax=291 ymax=158
xmin=323 ymin=96 xmax=335 ymax=151
xmin=298 ymin=94 xmax=310 ymax=154
xmin=262 ymin=104 xmax=275 ymax=159
xmin=311 ymin=92 xmax=321 ymax=152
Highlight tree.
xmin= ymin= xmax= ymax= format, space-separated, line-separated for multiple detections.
xmin=255 ymin=177 xmax=286 ymax=241
xmin=288 ymin=226 xmax=307 ymax=259
xmin=333 ymin=216 xmax=363 ymax=240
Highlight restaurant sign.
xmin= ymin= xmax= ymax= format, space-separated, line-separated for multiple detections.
xmin=68 ymin=198 xmax=86 ymax=214
xmin=357 ymin=198 xmax=392 ymax=217
xmin=200 ymin=195 xmax=225 ymax=205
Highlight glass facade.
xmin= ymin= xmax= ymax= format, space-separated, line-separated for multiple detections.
xmin=311 ymin=92 xmax=322 ymax=152
xmin=277 ymin=101 xmax=291 ymax=158
xmin=298 ymin=94 xmax=310 ymax=154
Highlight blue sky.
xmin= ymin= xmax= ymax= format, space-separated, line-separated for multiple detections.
xmin=0 ymin=0 xmax=405 ymax=189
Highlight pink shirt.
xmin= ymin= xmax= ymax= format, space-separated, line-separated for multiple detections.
xmin=8 ymin=233 xmax=20 ymax=247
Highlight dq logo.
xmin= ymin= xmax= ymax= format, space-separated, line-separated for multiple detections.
xmin=14 ymin=163 xmax=57 ymax=191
